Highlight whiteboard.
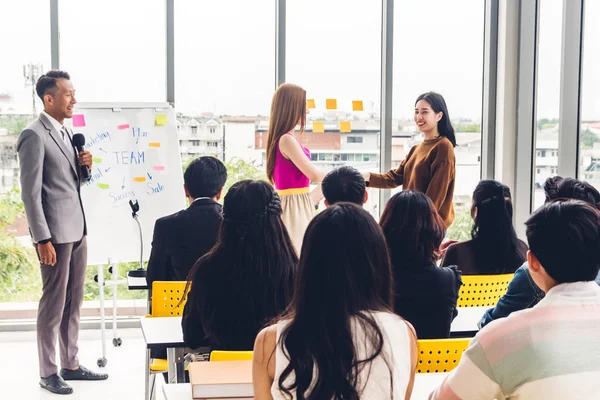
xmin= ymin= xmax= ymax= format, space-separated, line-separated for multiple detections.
xmin=67 ymin=103 xmax=186 ymax=265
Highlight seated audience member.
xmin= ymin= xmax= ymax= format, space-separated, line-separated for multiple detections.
xmin=430 ymin=200 xmax=600 ymax=400
xmin=321 ymin=166 xmax=368 ymax=206
xmin=146 ymin=156 xmax=226 ymax=287
xmin=254 ymin=203 xmax=418 ymax=400
xmin=480 ymin=176 xmax=600 ymax=327
xmin=441 ymin=180 xmax=527 ymax=274
xmin=379 ymin=191 xmax=461 ymax=339
xmin=182 ymin=180 xmax=297 ymax=350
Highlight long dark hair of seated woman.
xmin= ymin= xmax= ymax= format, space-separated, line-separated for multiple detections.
xmin=186 ymin=180 xmax=298 ymax=349
xmin=276 ymin=202 xmax=394 ymax=400
xmin=471 ymin=180 xmax=524 ymax=274
xmin=379 ymin=190 xmax=445 ymax=270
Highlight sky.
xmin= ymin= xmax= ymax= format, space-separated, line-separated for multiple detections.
xmin=0 ymin=0 xmax=598 ymax=121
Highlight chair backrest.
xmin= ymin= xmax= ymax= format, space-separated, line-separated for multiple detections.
xmin=210 ymin=351 xmax=254 ymax=362
xmin=151 ymin=281 xmax=189 ymax=317
xmin=457 ymin=273 xmax=514 ymax=307
xmin=417 ymin=338 xmax=470 ymax=373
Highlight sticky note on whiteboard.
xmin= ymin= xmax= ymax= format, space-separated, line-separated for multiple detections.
xmin=352 ymin=100 xmax=364 ymax=111
xmin=306 ymin=99 xmax=316 ymax=109
xmin=312 ymin=121 xmax=325 ymax=133
xmin=340 ymin=120 xmax=351 ymax=133
xmin=155 ymin=115 xmax=168 ymax=126
xmin=73 ymin=114 xmax=86 ymax=127
xmin=325 ymin=99 xmax=337 ymax=110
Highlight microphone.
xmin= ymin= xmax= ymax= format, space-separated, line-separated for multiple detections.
xmin=72 ymin=133 xmax=91 ymax=180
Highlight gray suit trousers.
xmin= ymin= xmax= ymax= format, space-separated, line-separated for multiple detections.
xmin=37 ymin=236 xmax=87 ymax=378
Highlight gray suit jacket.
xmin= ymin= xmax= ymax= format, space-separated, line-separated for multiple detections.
xmin=17 ymin=113 xmax=87 ymax=244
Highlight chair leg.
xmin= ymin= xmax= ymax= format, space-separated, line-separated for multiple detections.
xmin=150 ymin=373 xmax=157 ymax=400
xmin=145 ymin=348 xmax=151 ymax=400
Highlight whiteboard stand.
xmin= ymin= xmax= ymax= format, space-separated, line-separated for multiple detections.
xmin=95 ymin=258 xmax=127 ymax=368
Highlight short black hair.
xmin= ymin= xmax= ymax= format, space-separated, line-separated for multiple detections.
xmin=321 ymin=166 xmax=366 ymax=206
xmin=184 ymin=156 xmax=227 ymax=199
xmin=526 ymin=200 xmax=600 ymax=283
xmin=36 ymin=70 xmax=71 ymax=102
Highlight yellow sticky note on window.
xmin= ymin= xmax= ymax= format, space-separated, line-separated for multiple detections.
xmin=340 ymin=121 xmax=351 ymax=133
xmin=312 ymin=121 xmax=325 ymax=133
xmin=326 ymin=99 xmax=337 ymax=110
xmin=155 ymin=115 xmax=168 ymax=126
xmin=307 ymin=99 xmax=316 ymax=109
xmin=352 ymin=100 xmax=364 ymax=111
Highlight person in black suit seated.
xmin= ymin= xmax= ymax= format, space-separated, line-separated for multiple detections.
xmin=146 ymin=156 xmax=227 ymax=288
xmin=321 ymin=166 xmax=368 ymax=207
xmin=379 ymin=191 xmax=461 ymax=339
xmin=182 ymin=180 xmax=298 ymax=350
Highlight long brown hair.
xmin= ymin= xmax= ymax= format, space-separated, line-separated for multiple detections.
xmin=266 ymin=83 xmax=307 ymax=183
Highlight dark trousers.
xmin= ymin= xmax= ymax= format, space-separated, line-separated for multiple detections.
xmin=36 ymin=237 xmax=87 ymax=378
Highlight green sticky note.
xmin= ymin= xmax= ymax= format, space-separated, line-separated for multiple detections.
xmin=97 ymin=183 xmax=110 ymax=189
xmin=155 ymin=115 xmax=168 ymax=126
xmin=92 ymin=157 xmax=102 ymax=163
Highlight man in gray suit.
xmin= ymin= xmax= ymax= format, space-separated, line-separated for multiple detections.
xmin=18 ymin=70 xmax=108 ymax=395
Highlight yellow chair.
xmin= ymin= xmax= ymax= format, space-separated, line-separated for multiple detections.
xmin=150 ymin=281 xmax=189 ymax=317
xmin=147 ymin=281 xmax=190 ymax=390
xmin=457 ymin=274 xmax=514 ymax=307
xmin=417 ymin=338 xmax=470 ymax=374
xmin=210 ymin=350 xmax=253 ymax=362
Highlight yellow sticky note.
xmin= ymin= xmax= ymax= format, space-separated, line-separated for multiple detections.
xmin=307 ymin=99 xmax=316 ymax=109
xmin=312 ymin=121 xmax=325 ymax=133
xmin=326 ymin=99 xmax=337 ymax=110
xmin=155 ymin=115 xmax=168 ymax=126
xmin=340 ymin=121 xmax=351 ymax=133
xmin=352 ymin=100 xmax=364 ymax=111
xmin=149 ymin=142 xmax=161 ymax=148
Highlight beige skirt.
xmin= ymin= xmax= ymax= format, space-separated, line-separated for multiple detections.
xmin=278 ymin=188 xmax=315 ymax=255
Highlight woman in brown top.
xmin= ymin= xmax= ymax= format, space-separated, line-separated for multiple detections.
xmin=441 ymin=180 xmax=528 ymax=275
xmin=365 ymin=92 xmax=456 ymax=228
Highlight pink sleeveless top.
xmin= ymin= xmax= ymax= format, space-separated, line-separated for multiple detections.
xmin=273 ymin=133 xmax=311 ymax=190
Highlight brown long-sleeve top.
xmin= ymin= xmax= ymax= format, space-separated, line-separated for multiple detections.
xmin=369 ymin=137 xmax=456 ymax=227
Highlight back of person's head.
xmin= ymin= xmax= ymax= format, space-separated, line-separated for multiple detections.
xmin=526 ymin=200 xmax=600 ymax=285
xmin=183 ymin=156 xmax=227 ymax=199
xmin=187 ymin=180 xmax=297 ymax=348
xmin=321 ymin=166 xmax=367 ymax=206
xmin=544 ymin=176 xmax=600 ymax=209
xmin=278 ymin=203 xmax=393 ymax=399
xmin=379 ymin=190 xmax=445 ymax=269
xmin=471 ymin=180 xmax=524 ymax=274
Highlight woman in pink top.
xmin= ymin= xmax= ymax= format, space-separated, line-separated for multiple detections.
xmin=266 ymin=83 xmax=325 ymax=253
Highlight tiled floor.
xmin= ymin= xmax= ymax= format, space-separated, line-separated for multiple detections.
xmin=0 ymin=327 xmax=165 ymax=400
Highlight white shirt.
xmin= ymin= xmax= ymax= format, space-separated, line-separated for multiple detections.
xmin=41 ymin=110 xmax=75 ymax=155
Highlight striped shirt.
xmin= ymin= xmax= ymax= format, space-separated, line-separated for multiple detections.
xmin=430 ymin=281 xmax=600 ymax=400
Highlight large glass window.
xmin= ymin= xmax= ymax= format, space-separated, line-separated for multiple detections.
xmin=175 ymin=0 xmax=274 ymax=175
xmin=533 ymin=0 xmax=562 ymax=210
xmin=392 ymin=0 xmax=485 ymax=238
xmin=59 ymin=0 xmax=166 ymax=102
xmin=579 ymin=0 xmax=600 ymax=191
xmin=286 ymin=0 xmax=382 ymax=216
xmin=0 ymin=1 xmax=50 ymax=304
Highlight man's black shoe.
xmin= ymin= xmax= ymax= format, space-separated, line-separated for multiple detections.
xmin=40 ymin=374 xmax=73 ymax=395
xmin=59 ymin=365 xmax=108 ymax=381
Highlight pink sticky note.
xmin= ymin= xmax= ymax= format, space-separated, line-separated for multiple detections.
xmin=73 ymin=114 xmax=86 ymax=127
xmin=153 ymin=165 xmax=165 ymax=171
xmin=117 ymin=124 xmax=130 ymax=130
